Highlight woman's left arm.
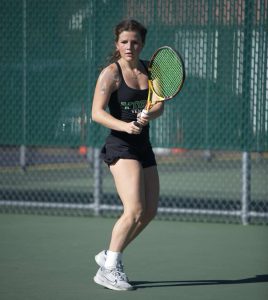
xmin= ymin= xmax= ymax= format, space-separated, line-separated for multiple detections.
xmin=148 ymin=102 xmax=164 ymax=120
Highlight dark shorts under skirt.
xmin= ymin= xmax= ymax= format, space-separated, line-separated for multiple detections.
xmin=100 ymin=135 xmax=156 ymax=168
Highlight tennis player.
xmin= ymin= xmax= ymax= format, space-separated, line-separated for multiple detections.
xmin=91 ymin=19 xmax=164 ymax=291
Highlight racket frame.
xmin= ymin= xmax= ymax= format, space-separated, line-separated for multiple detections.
xmin=142 ymin=45 xmax=185 ymax=113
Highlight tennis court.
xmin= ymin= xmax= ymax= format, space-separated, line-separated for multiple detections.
xmin=0 ymin=214 xmax=267 ymax=300
xmin=1 ymin=1 xmax=268 ymax=298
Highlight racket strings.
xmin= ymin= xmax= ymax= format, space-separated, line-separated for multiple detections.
xmin=150 ymin=48 xmax=184 ymax=98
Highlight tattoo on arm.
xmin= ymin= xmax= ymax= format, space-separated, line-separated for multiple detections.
xmin=113 ymin=74 xmax=119 ymax=83
xmin=98 ymin=66 xmax=120 ymax=95
xmin=100 ymin=84 xmax=106 ymax=94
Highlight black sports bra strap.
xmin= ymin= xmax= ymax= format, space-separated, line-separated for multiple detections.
xmin=115 ymin=61 xmax=123 ymax=79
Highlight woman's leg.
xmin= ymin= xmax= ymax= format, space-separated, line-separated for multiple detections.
xmin=94 ymin=161 xmax=141 ymax=290
xmin=108 ymin=159 xmax=146 ymax=253
xmin=122 ymin=165 xmax=159 ymax=250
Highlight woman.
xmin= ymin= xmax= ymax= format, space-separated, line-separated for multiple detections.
xmin=91 ymin=19 xmax=164 ymax=291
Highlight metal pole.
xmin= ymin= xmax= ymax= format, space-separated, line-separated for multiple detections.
xmin=93 ymin=148 xmax=102 ymax=216
xmin=20 ymin=0 xmax=27 ymax=171
xmin=19 ymin=145 xmax=26 ymax=171
xmin=241 ymin=152 xmax=251 ymax=225
xmin=204 ymin=0 xmax=212 ymax=158
xmin=240 ymin=0 xmax=253 ymax=226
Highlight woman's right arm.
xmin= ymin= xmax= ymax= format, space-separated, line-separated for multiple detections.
xmin=91 ymin=65 xmax=141 ymax=135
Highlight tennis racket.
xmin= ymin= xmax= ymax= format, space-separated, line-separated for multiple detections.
xmin=135 ymin=46 xmax=185 ymax=126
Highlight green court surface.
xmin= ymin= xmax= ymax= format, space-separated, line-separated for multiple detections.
xmin=0 ymin=214 xmax=267 ymax=300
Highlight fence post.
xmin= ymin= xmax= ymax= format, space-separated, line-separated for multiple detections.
xmin=241 ymin=152 xmax=251 ymax=225
xmin=19 ymin=145 xmax=26 ymax=171
xmin=93 ymin=148 xmax=102 ymax=216
xmin=20 ymin=0 xmax=27 ymax=171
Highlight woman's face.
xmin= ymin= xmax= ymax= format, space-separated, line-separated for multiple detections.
xmin=116 ymin=30 xmax=143 ymax=62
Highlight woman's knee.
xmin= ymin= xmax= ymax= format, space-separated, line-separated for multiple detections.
xmin=123 ymin=208 xmax=145 ymax=225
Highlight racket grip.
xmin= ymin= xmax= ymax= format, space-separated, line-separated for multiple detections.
xmin=134 ymin=121 xmax=142 ymax=128
xmin=134 ymin=109 xmax=149 ymax=128
xmin=141 ymin=109 xmax=149 ymax=118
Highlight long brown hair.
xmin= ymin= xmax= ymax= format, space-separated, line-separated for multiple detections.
xmin=108 ymin=19 xmax=147 ymax=64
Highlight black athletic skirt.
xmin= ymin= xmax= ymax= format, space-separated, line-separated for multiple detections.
xmin=100 ymin=134 xmax=156 ymax=168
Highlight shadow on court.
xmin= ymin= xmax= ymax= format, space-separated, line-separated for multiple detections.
xmin=131 ymin=274 xmax=268 ymax=289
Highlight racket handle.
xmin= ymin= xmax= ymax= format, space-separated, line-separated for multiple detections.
xmin=134 ymin=121 xmax=142 ymax=128
xmin=141 ymin=109 xmax=149 ymax=118
xmin=134 ymin=109 xmax=149 ymax=128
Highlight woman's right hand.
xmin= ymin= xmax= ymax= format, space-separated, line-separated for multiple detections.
xmin=124 ymin=121 xmax=142 ymax=135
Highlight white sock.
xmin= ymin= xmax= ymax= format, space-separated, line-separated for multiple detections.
xmin=104 ymin=250 xmax=122 ymax=269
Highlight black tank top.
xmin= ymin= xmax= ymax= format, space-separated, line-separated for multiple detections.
xmin=108 ymin=61 xmax=151 ymax=146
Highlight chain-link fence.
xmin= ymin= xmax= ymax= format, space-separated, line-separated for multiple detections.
xmin=1 ymin=0 xmax=267 ymax=224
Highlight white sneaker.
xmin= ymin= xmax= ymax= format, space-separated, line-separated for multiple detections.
xmin=95 ymin=250 xmax=129 ymax=282
xmin=94 ymin=267 xmax=133 ymax=291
